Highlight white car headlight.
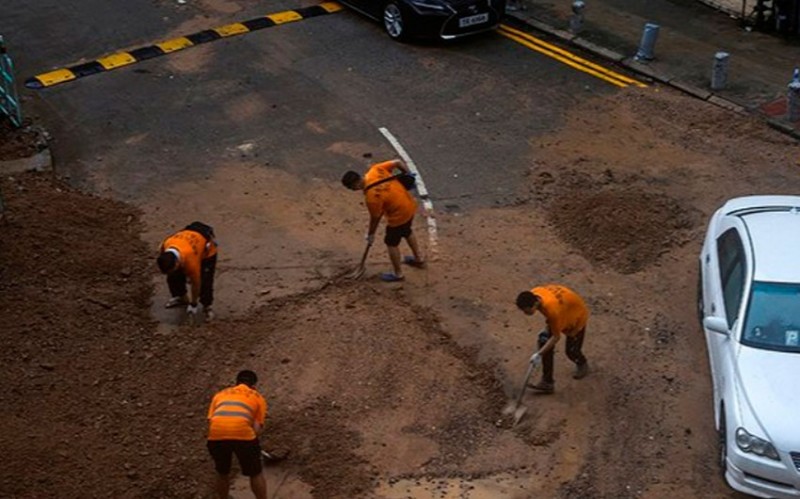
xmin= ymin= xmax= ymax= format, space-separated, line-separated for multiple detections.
xmin=735 ymin=428 xmax=780 ymax=460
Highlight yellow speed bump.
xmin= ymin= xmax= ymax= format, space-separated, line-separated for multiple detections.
xmin=25 ymin=3 xmax=343 ymax=89
xmin=319 ymin=1 xmax=344 ymax=12
xmin=156 ymin=37 xmax=194 ymax=54
xmin=267 ymin=11 xmax=304 ymax=24
xmin=32 ymin=68 xmax=76 ymax=87
xmin=214 ymin=23 xmax=250 ymax=37
xmin=97 ymin=52 xmax=137 ymax=70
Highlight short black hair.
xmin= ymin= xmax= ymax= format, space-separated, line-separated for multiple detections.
xmin=516 ymin=291 xmax=539 ymax=310
xmin=341 ymin=170 xmax=361 ymax=189
xmin=157 ymin=251 xmax=177 ymax=274
xmin=236 ymin=370 xmax=258 ymax=387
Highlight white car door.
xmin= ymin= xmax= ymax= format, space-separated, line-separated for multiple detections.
xmin=704 ymin=219 xmax=748 ymax=423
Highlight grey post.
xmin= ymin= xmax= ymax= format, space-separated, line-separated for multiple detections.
xmin=635 ymin=23 xmax=660 ymax=62
xmin=789 ymin=68 xmax=800 ymax=122
xmin=711 ymin=52 xmax=730 ymax=91
xmin=569 ymin=0 xmax=586 ymax=34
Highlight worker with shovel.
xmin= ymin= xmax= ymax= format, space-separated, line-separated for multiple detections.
xmin=516 ymin=284 xmax=590 ymax=394
xmin=207 ymin=370 xmax=268 ymax=499
xmin=341 ymin=159 xmax=424 ymax=282
xmin=156 ymin=221 xmax=218 ymax=323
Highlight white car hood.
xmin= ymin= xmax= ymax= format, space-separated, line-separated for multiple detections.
xmin=737 ymin=347 xmax=800 ymax=450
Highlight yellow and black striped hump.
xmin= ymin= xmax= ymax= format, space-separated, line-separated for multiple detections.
xmin=25 ymin=2 xmax=343 ymax=89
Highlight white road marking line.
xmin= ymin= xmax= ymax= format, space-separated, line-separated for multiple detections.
xmin=378 ymin=127 xmax=438 ymax=257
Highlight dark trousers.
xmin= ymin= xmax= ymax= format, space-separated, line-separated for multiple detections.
xmin=538 ymin=328 xmax=587 ymax=383
xmin=167 ymin=254 xmax=217 ymax=307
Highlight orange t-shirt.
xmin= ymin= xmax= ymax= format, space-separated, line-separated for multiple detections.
xmin=160 ymin=229 xmax=218 ymax=285
xmin=532 ymin=285 xmax=589 ymax=338
xmin=363 ymin=161 xmax=417 ymax=227
xmin=207 ymin=384 xmax=267 ymax=441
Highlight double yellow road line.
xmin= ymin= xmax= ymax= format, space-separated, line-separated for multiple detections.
xmin=498 ymin=24 xmax=646 ymax=88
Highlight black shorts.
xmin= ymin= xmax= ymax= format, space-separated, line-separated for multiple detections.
xmin=384 ymin=218 xmax=413 ymax=247
xmin=207 ymin=439 xmax=262 ymax=476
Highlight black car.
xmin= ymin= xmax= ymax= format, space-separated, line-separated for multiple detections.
xmin=338 ymin=0 xmax=505 ymax=41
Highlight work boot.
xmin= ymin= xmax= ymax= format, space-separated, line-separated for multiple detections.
xmin=573 ymin=362 xmax=589 ymax=380
xmin=527 ymin=380 xmax=555 ymax=394
xmin=165 ymin=295 xmax=188 ymax=309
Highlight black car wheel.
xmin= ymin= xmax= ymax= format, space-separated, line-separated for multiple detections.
xmin=718 ymin=408 xmax=728 ymax=477
xmin=383 ymin=3 xmax=407 ymax=41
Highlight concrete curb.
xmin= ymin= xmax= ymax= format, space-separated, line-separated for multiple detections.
xmin=505 ymin=13 xmax=799 ymax=140
xmin=0 ymin=147 xmax=53 ymax=175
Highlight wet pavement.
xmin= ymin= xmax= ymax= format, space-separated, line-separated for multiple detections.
xmin=507 ymin=0 xmax=800 ymax=137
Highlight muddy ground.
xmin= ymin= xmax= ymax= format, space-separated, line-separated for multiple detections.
xmin=2 ymin=86 xmax=798 ymax=498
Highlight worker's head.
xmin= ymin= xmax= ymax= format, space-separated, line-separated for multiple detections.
xmin=516 ymin=291 xmax=541 ymax=316
xmin=236 ymin=370 xmax=258 ymax=388
xmin=341 ymin=170 xmax=363 ymax=190
xmin=156 ymin=251 xmax=178 ymax=274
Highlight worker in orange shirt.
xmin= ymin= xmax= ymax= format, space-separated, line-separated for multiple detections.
xmin=341 ymin=159 xmax=424 ymax=282
xmin=207 ymin=370 xmax=268 ymax=499
xmin=156 ymin=221 xmax=218 ymax=322
xmin=515 ymin=284 xmax=590 ymax=394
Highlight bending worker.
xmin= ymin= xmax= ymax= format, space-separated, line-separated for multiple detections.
xmin=207 ymin=370 xmax=268 ymax=499
xmin=516 ymin=284 xmax=590 ymax=394
xmin=341 ymin=158 xmax=424 ymax=282
xmin=156 ymin=221 xmax=218 ymax=321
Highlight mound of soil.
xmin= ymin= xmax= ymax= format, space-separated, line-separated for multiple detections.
xmin=549 ymin=188 xmax=696 ymax=274
xmin=0 ymin=120 xmax=46 ymax=161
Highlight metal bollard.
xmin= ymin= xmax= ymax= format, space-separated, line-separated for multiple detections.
xmin=789 ymin=68 xmax=800 ymax=122
xmin=506 ymin=0 xmax=525 ymax=12
xmin=635 ymin=23 xmax=660 ymax=62
xmin=569 ymin=0 xmax=586 ymax=34
xmin=711 ymin=52 xmax=730 ymax=91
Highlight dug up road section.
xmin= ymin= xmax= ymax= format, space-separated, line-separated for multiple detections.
xmin=2 ymin=89 xmax=800 ymax=498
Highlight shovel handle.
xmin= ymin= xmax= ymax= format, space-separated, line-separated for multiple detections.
xmin=513 ymin=360 xmax=537 ymax=408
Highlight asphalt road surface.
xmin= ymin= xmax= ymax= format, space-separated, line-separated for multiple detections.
xmin=6 ymin=0 xmax=632 ymax=207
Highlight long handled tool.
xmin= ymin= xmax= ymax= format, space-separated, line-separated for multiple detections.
xmin=347 ymin=241 xmax=372 ymax=280
xmin=502 ymin=355 xmax=539 ymax=426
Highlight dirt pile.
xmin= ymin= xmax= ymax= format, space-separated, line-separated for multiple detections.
xmin=0 ymin=173 xmax=538 ymax=498
xmin=0 ymin=120 xmax=47 ymax=161
xmin=545 ymin=171 xmax=698 ymax=273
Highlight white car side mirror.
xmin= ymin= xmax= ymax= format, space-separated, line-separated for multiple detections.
xmin=703 ymin=316 xmax=730 ymax=335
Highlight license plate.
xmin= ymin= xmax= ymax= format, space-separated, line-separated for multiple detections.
xmin=459 ymin=13 xmax=489 ymax=27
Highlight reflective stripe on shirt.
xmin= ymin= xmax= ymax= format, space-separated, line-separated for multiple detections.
xmin=214 ymin=400 xmax=255 ymax=414
xmin=212 ymin=410 xmax=254 ymax=423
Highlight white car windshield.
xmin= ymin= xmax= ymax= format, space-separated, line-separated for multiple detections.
xmin=742 ymin=281 xmax=800 ymax=352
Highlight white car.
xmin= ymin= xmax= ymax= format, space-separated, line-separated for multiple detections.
xmin=698 ymin=195 xmax=800 ymax=498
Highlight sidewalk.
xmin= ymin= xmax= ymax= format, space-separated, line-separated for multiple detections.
xmin=507 ymin=0 xmax=800 ymax=138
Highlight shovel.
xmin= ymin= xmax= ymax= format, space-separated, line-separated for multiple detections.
xmin=347 ymin=241 xmax=372 ymax=280
xmin=261 ymin=448 xmax=289 ymax=463
xmin=502 ymin=355 xmax=539 ymax=426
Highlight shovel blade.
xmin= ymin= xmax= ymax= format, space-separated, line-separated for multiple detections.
xmin=512 ymin=405 xmax=528 ymax=426
xmin=502 ymin=400 xmax=518 ymax=416
xmin=347 ymin=265 xmax=366 ymax=280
